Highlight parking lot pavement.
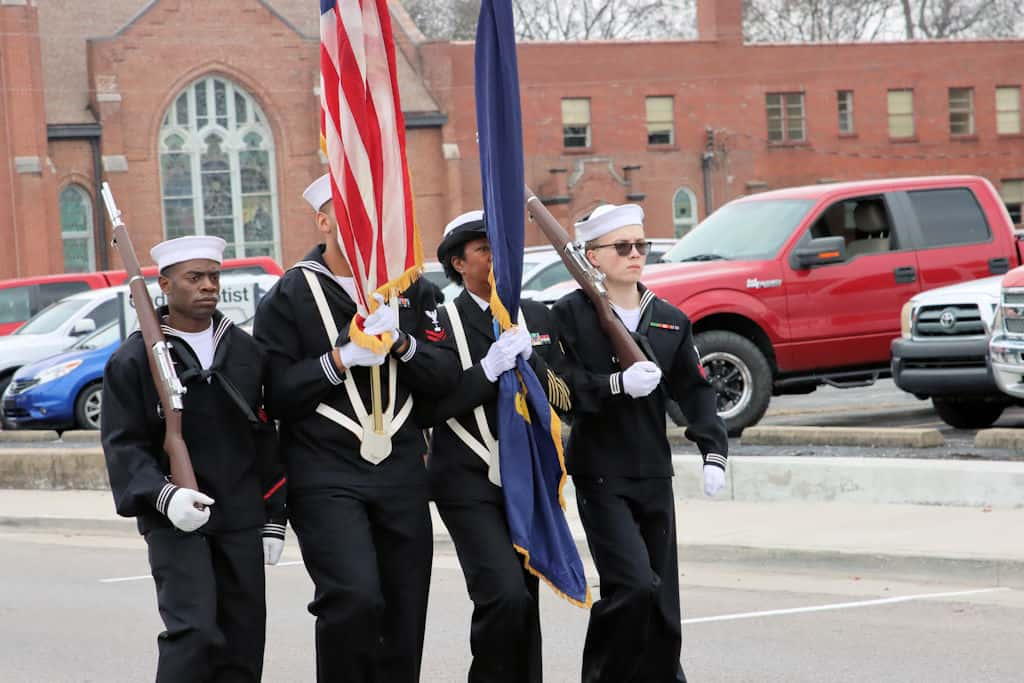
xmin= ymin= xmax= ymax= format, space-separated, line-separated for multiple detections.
xmin=737 ymin=379 xmax=1024 ymax=460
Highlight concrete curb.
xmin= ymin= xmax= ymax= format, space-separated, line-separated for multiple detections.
xmin=740 ymin=426 xmax=945 ymax=448
xmin=0 ymin=431 xmax=59 ymax=443
xmin=975 ymin=429 xmax=1024 ymax=450
xmin=0 ymin=448 xmax=108 ymax=489
xmin=669 ymin=454 xmax=1024 ymax=507
xmin=2 ymin=449 xmax=1023 ymax=507
xmin=61 ymin=430 xmax=102 ymax=443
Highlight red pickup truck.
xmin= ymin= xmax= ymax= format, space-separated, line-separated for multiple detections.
xmin=645 ymin=175 xmax=1021 ymax=434
xmin=0 ymin=257 xmax=283 ymax=336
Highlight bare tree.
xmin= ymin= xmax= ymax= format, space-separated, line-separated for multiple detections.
xmin=897 ymin=0 xmax=1024 ymax=39
xmin=744 ymin=0 xmax=895 ymax=42
xmin=512 ymin=0 xmax=694 ymax=40
xmin=402 ymin=0 xmax=695 ymax=41
xmin=404 ymin=0 xmax=482 ymax=40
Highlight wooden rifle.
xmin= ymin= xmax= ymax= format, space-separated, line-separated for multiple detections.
xmin=100 ymin=182 xmax=201 ymax=496
xmin=524 ymin=185 xmax=646 ymax=367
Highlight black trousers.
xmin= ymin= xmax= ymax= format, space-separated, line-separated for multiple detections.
xmin=574 ymin=476 xmax=686 ymax=683
xmin=144 ymin=526 xmax=266 ymax=683
xmin=290 ymin=484 xmax=433 ymax=683
xmin=439 ymin=498 xmax=542 ymax=683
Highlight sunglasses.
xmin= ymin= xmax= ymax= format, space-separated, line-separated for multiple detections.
xmin=589 ymin=240 xmax=651 ymax=257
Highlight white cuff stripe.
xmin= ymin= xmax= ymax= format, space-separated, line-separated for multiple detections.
xmin=400 ymin=335 xmax=417 ymax=363
xmin=610 ymin=372 xmax=622 ymax=395
xmin=706 ymin=453 xmax=728 ymax=468
xmin=320 ymin=352 xmax=343 ymax=385
xmin=157 ymin=484 xmax=178 ymax=515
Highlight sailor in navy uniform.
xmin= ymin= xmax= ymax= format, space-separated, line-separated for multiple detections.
xmin=552 ymin=204 xmax=729 ymax=683
xmin=253 ymin=175 xmax=459 ymax=682
xmin=418 ymin=211 xmax=571 ymax=683
xmin=101 ymin=235 xmax=287 ymax=683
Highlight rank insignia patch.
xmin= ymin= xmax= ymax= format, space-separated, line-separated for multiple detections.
xmin=531 ymin=332 xmax=552 ymax=346
xmin=424 ymin=309 xmax=446 ymax=341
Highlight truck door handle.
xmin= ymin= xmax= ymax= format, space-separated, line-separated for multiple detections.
xmin=989 ymin=257 xmax=1010 ymax=275
xmin=894 ymin=266 xmax=916 ymax=283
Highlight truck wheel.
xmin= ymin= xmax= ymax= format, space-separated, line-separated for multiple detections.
xmin=694 ymin=330 xmax=772 ymax=437
xmin=74 ymin=383 xmax=103 ymax=430
xmin=931 ymin=397 xmax=1005 ymax=429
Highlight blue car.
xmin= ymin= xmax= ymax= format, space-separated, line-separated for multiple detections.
xmin=1 ymin=322 xmax=121 ymax=430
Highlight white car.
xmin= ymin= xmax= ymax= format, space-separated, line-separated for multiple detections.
xmin=0 ymin=273 xmax=278 ymax=397
xmin=524 ymin=238 xmax=678 ymax=305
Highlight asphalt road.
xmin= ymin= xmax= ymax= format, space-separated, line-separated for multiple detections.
xmin=3 ymin=529 xmax=1022 ymax=682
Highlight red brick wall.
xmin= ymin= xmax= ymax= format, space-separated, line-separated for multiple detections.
xmin=421 ymin=36 xmax=1024 ymax=242
xmin=0 ymin=4 xmax=62 ymax=278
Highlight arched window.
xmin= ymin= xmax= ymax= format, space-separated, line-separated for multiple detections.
xmin=673 ymin=186 xmax=699 ymax=237
xmin=60 ymin=185 xmax=95 ymax=272
xmin=158 ymin=76 xmax=280 ymax=259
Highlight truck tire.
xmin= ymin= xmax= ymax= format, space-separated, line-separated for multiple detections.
xmin=694 ymin=330 xmax=772 ymax=437
xmin=74 ymin=382 xmax=103 ymax=430
xmin=931 ymin=397 xmax=1005 ymax=429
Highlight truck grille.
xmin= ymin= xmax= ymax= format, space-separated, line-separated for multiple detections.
xmin=1005 ymin=318 xmax=1024 ymax=335
xmin=914 ymin=304 xmax=984 ymax=337
xmin=7 ymin=378 xmax=39 ymax=396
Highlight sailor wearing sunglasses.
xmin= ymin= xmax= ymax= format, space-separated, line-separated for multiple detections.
xmin=551 ymin=203 xmax=728 ymax=683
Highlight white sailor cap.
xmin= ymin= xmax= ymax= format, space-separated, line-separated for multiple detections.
xmin=436 ymin=210 xmax=486 ymax=262
xmin=150 ymin=235 xmax=226 ymax=273
xmin=302 ymin=173 xmax=332 ymax=211
xmin=574 ymin=203 xmax=645 ymax=243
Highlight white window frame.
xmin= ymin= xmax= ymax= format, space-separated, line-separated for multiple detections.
xmin=766 ymin=92 xmax=805 ymax=143
xmin=837 ymin=90 xmax=854 ymax=134
xmin=948 ymin=87 xmax=975 ymax=136
xmin=887 ymin=89 xmax=915 ymax=139
xmin=561 ymin=98 xmax=591 ymax=149
xmin=996 ymin=86 xmax=1021 ymax=135
xmin=646 ymin=96 xmax=674 ymax=146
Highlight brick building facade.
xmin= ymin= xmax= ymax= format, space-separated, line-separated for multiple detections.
xmin=2 ymin=0 xmax=1024 ymax=279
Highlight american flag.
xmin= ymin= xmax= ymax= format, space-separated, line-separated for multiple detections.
xmin=319 ymin=0 xmax=422 ymax=315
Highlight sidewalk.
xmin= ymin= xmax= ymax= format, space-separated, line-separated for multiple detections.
xmin=3 ymin=488 xmax=1022 ymax=587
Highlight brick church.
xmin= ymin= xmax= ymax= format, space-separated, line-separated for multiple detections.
xmin=2 ymin=0 xmax=1024 ymax=279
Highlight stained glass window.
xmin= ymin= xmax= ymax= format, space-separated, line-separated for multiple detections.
xmin=60 ymin=185 xmax=95 ymax=272
xmin=158 ymin=76 xmax=280 ymax=259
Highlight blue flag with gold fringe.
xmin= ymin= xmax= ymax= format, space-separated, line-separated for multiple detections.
xmin=475 ymin=0 xmax=590 ymax=607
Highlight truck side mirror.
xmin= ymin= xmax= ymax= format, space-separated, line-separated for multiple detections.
xmin=792 ymin=236 xmax=847 ymax=269
xmin=70 ymin=318 xmax=97 ymax=336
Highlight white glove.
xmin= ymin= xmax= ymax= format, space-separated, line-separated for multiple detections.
xmin=480 ymin=329 xmax=523 ymax=382
xmin=363 ymin=293 xmax=399 ymax=340
xmin=509 ymin=326 xmax=533 ymax=360
xmin=263 ymin=536 xmax=284 ymax=566
xmin=165 ymin=488 xmax=214 ymax=532
xmin=621 ymin=361 xmax=662 ymax=398
xmin=703 ymin=464 xmax=726 ymax=497
xmin=339 ymin=340 xmax=387 ymax=368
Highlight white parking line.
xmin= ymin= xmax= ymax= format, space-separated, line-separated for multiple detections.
xmin=99 ymin=560 xmax=306 ymax=583
xmin=682 ymin=587 xmax=1010 ymax=625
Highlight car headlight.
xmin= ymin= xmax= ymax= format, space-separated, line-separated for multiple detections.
xmin=33 ymin=359 xmax=83 ymax=386
xmin=991 ymin=306 xmax=1004 ymax=337
xmin=900 ymin=301 xmax=916 ymax=339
